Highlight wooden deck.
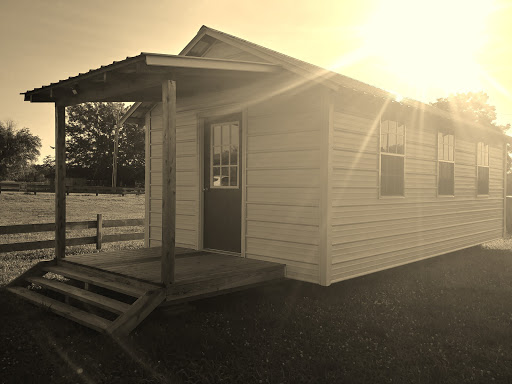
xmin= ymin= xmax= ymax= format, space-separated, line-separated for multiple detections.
xmin=64 ymin=247 xmax=286 ymax=302
xmin=7 ymin=247 xmax=285 ymax=335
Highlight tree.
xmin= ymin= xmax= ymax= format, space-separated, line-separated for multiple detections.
xmin=430 ymin=91 xmax=510 ymax=133
xmin=66 ymin=102 xmax=145 ymax=186
xmin=431 ymin=91 xmax=512 ymax=173
xmin=0 ymin=120 xmax=41 ymax=181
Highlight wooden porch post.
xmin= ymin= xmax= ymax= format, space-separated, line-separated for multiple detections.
xmin=55 ymin=104 xmax=66 ymax=260
xmin=161 ymin=80 xmax=176 ymax=285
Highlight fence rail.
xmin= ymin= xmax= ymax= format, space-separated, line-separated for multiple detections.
xmin=0 ymin=215 xmax=144 ymax=253
xmin=0 ymin=184 xmax=144 ymax=196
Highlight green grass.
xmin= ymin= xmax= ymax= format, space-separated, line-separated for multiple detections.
xmin=2 ymin=193 xmax=512 ymax=383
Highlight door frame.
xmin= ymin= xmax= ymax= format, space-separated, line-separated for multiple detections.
xmin=197 ymin=105 xmax=247 ymax=257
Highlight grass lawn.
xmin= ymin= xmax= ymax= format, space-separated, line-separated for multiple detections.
xmin=0 ymin=192 xmax=145 ymax=286
xmin=2 ymin=193 xmax=512 ymax=383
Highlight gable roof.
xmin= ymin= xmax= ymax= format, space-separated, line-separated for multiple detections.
xmin=181 ymin=26 xmax=392 ymax=98
xmin=179 ymin=26 xmax=509 ymax=142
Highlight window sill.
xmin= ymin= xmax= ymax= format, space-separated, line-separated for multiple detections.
xmin=437 ymin=194 xmax=455 ymax=198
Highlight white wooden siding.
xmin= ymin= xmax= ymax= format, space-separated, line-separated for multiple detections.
xmin=203 ymin=40 xmax=268 ymax=63
xmin=330 ymin=109 xmax=504 ymax=284
xmin=146 ymin=104 xmax=199 ymax=249
xmin=245 ymin=91 xmax=324 ymax=284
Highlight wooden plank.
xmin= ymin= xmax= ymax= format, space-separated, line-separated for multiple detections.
xmin=107 ymin=288 xmax=165 ymax=337
xmin=27 ymin=276 xmax=130 ymax=314
xmin=102 ymin=233 xmax=145 ymax=243
xmin=0 ymin=223 xmax=55 ymax=235
xmin=0 ymin=219 xmax=106 ymax=235
xmin=55 ymin=105 xmax=66 ymax=259
xmin=0 ymin=240 xmax=55 ymax=253
xmin=103 ymin=218 xmax=144 ymax=227
xmin=96 ymin=214 xmax=103 ymax=250
xmin=43 ymin=265 xmax=151 ymax=297
xmin=161 ymin=79 xmax=177 ymax=285
xmin=0 ymin=237 xmax=98 ymax=253
xmin=166 ymin=265 xmax=285 ymax=301
xmin=6 ymin=260 xmax=55 ymax=287
xmin=6 ymin=286 xmax=111 ymax=332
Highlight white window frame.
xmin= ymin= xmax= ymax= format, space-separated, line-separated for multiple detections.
xmin=210 ymin=121 xmax=240 ymax=189
xmin=437 ymin=132 xmax=455 ymax=197
xmin=476 ymin=141 xmax=489 ymax=196
xmin=379 ymin=118 xmax=406 ymax=198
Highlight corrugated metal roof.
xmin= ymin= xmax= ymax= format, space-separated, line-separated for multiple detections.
xmin=23 ymin=54 xmax=146 ymax=97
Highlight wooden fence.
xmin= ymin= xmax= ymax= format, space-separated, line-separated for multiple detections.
xmin=0 ymin=215 xmax=144 ymax=253
xmin=0 ymin=184 xmax=144 ymax=196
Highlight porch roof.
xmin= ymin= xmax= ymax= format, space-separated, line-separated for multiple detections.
xmin=22 ymin=53 xmax=281 ymax=106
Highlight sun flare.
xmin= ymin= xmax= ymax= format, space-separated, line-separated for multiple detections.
xmin=360 ymin=0 xmax=495 ymax=97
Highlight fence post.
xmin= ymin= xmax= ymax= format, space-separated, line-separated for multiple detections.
xmin=96 ymin=214 xmax=103 ymax=250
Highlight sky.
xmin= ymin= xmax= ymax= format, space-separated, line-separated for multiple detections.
xmin=1 ymin=0 xmax=511 ymax=163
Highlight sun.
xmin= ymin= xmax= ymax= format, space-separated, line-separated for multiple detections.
xmin=359 ymin=0 xmax=494 ymax=97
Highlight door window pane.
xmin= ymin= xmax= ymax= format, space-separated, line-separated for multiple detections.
xmin=213 ymin=146 xmax=220 ymax=166
xmin=230 ymin=166 xmax=238 ymax=186
xmin=210 ymin=121 xmax=240 ymax=188
xmin=222 ymin=125 xmax=230 ymax=145
xmin=213 ymin=126 xmax=221 ymax=146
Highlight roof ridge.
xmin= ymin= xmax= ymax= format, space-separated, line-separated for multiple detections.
xmin=200 ymin=25 xmax=393 ymax=98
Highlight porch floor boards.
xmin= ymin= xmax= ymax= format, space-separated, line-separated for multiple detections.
xmin=64 ymin=247 xmax=286 ymax=295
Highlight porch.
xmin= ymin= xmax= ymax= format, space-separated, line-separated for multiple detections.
xmin=64 ymin=247 xmax=285 ymax=300
xmin=7 ymin=248 xmax=285 ymax=336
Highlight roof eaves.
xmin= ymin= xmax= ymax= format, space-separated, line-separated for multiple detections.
xmin=23 ymin=54 xmax=147 ymax=97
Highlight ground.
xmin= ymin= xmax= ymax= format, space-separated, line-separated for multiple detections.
xmin=2 ymin=193 xmax=512 ymax=383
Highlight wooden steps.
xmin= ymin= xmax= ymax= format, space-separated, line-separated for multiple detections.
xmin=6 ymin=286 xmax=111 ymax=332
xmin=6 ymin=261 xmax=164 ymax=336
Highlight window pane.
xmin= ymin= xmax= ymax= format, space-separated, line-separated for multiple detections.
xmin=222 ymin=125 xmax=230 ymax=145
xmin=388 ymin=120 xmax=397 ymax=134
xmin=448 ymin=146 xmax=454 ymax=162
xmin=484 ymin=145 xmax=489 ymax=166
xmin=477 ymin=147 xmax=482 ymax=165
xmin=444 ymin=144 xmax=449 ymax=160
xmin=388 ymin=132 xmax=397 ymax=153
xmin=381 ymin=154 xmax=404 ymax=196
xmin=438 ymin=133 xmax=443 ymax=159
xmin=396 ymin=135 xmax=404 ymax=154
xmin=229 ymin=166 xmax=238 ymax=186
xmin=231 ymin=124 xmax=239 ymax=147
xmin=448 ymin=135 xmax=454 ymax=146
xmin=381 ymin=134 xmax=388 ymax=152
xmin=212 ymin=146 xmax=220 ymax=166
xmin=381 ymin=120 xmax=389 ymax=134
xmin=478 ymin=166 xmax=489 ymax=194
xmin=213 ymin=125 xmax=221 ymax=146
xmin=221 ymin=166 xmax=229 ymax=186
xmin=221 ymin=146 xmax=230 ymax=165
xmin=438 ymin=162 xmax=454 ymax=195
xmin=230 ymin=145 xmax=238 ymax=165
xmin=397 ymin=123 xmax=405 ymax=136
xmin=212 ymin=166 xmax=220 ymax=187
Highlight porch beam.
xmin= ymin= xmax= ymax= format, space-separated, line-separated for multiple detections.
xmin=161 ymin=80 xmax=176 ymax=286
xmin=55 ymin=105 xmax=66 ymax=260
xmin=56 ymin=74 xmax=172 ymax=106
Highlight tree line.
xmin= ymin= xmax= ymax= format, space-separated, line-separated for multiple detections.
xmin=0 ymin=93 xmax=510 ymax=186
xmin=1 ymin=102 xmax=144 ymax=186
